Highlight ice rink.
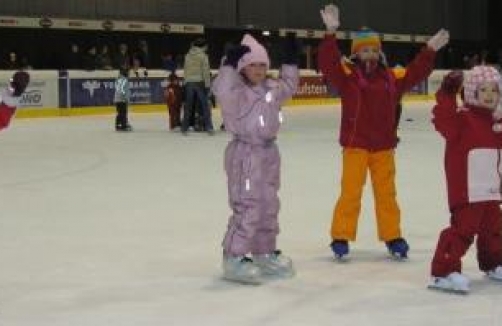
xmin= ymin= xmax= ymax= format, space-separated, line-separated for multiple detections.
xmin=1 ymin=102 xmax=501 ymax=326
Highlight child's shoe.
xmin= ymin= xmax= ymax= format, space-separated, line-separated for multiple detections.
xmin=486 ymin=266 xmax=502 ymax=281
xmin=222 ymin=255 xmax=262 ymax=285
xmin=385 ymin=237 xmax=409 ymax=259
xmin=253 ymin=250 xmax=295 ymax=278
xmin=330 ymin=239 xmax=349 ymax=260
xmin=428 ymin=272 xmax=470 ymax=294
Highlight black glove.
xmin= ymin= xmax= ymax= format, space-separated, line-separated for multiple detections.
xmin=224 ymin=45 xmax=250 ymax=68
xmin=282 ymin=32 xmax=301 ymax=65
xmin=441 ymin=70 xmax=463 ymax=94
xmin=11 ymin=71 xmax=30 ymax=97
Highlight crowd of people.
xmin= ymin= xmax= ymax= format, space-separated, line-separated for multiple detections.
xmin=110 ymin=37 xmax=215 ymax=135
xmin=63 ymin=40 xmax=177 ymax=71
xmin=1 ymin=39 xmax=178 ymax=72
xmin=3 ymin=31 xmax=502 ymax=72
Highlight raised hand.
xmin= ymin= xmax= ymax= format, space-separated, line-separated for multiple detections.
xmin=427 ymin=29 xmax=450 ymax=52
xmin=224 ymin=45 xmax=251 ymax=68
xmin=441 ymin=70 xmax=463 ymax=94
xmin=320 ymin=4 xmax=340 ymax=32
xmin=282 ymin=32 xmax=301 ymax=65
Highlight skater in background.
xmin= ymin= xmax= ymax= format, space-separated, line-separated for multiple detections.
xmin=212 ymin=32 xmax=299 ymax=284
xmin=187 ymin=92 xmax=205 ymax=132
xmin=318 ymin=3 xmax=449 ymax=260
xmin=428 ymin=67 xmax=502 ymax=294
xmin=114 ymin=67 xmax=132 ymax=132
xmin=0 ymin=71 xmax=30 ymax=131
xmin=164 ymin=72 xmax=182 ymax=130
xmin=182 ymin=38 xmax=214 ymax=135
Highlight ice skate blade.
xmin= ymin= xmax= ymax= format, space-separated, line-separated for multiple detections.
xmin=222 ymin=274 xmax=262 ymax=285
xmin=261 ymin=270 xmax=296 ymax=279
xmin=388 ymin=252 xmax=408 ymax=261
xmin=427 ymin=284 xmax=469 ymax=295
xmin=486 ymin=274 xmax=502 ymax=282
xmin=334 ymin=255 xmax=350 ymax=263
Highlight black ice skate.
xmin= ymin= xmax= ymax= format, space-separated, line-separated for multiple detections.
xmin=330 ymin=240 xmax=349 ymax=262
xmin=385 ymin=238 xmax=409 ymax=260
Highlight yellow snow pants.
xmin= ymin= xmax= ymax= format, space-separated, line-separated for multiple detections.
xmin=331 ymin=148 xmax=402 ymax=242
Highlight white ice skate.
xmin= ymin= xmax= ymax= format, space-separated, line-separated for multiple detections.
xmin=222 ymin=256 xmax=262 ymax=285
xmin=253 ymin=250 xmax=295 ymax=278
xmin=428 ymin=272 xmax=470 ymax=295
xmin=486 ymin=266 xmax=502 ymax=281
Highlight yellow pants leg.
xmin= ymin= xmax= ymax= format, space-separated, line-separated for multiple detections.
xmin=331 ymin=148 xmax=369 ymax=241
xmin=368 ymin=150 xmax=402 ymax=242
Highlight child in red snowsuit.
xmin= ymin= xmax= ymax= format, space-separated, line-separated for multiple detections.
xmin=0 ymin=71 xmax=30 ymax=131
xmin=164 ymin=73 xmax=182 ymax=130
xmin=318 ymin=4 xmax=449 ymax=260
xmin=429 ymin=67 xmax=502 ymax=294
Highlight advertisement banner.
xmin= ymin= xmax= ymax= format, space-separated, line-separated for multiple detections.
xmin=0 ymin=69 xmax=430 ymax=113
xmin=0 ymin=16 xmax=203 ymax=34
xmin=67 ymin=77 xmax=168 ymax=107
xmin=0 ymin=71 xmax=59 ymax=109
xmin=293 ymin=75 xmax=426 ymax=99
xmin=295 ymin=76 xmax=332 ymax=98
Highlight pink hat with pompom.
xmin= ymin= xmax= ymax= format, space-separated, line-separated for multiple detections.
xmin=463 ymin=65 xmax=501 ymax=107
xmin=237 ymin=34 xmax=270 ymax=72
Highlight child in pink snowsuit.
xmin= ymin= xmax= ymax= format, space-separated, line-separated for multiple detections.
xmin=212 ymin=33 xmax=299 ymax=284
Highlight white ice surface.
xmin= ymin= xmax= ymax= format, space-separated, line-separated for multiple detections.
xmin=1 ymin=102 xmax=501 ymax=326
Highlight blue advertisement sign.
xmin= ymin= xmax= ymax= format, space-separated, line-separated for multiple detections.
xmin=61 ymin=77 xmax=168 ymax=108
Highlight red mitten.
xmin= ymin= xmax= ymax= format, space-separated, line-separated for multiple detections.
xmin=440 ymin=70 xmax=463 ymax=94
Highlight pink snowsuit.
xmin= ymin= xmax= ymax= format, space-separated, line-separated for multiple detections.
xmin=212 ymin=64 xmax=299 ymax=256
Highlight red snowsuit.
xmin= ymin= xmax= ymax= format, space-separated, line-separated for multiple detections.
xmin=318 ymin=34 xmax=436 ymax=151
xmin=431 ymin=88 xmax=502 ymax=277
xmin=318 ymin=34 xmax=436 ymax=242
xmin=0 ymin=90 xmax=20 ymax=131
xmin=164 ymin=82 xmax=182 ymax=129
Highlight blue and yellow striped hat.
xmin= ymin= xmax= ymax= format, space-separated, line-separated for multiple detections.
xmin=351 ymin=28 xmax=381 ymax=54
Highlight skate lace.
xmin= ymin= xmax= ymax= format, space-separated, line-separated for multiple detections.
xmin=240 ymin=257 xmax=253 ymax=263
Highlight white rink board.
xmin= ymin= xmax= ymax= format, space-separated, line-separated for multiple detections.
xmin=0 ymin=70 xmax=59 ymax=109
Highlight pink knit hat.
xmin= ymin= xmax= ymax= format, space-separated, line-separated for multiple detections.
xmin=463 ymin=65 xmax=501 ymax=107
xmin=237 ymin=34 xmax=270 ymax=72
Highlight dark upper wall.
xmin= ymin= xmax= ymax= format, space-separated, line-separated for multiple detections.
xmin=239 ymin=0 xmax=487 ymax=41
xmin=0 ymin=0 xmax=237 ymax=26
xmin=0 ymin=0 xmax=488 ymax=41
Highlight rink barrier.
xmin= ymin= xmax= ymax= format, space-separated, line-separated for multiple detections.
xmin=6 ymin=69 xmax=443 ymax=119
xmin=14 ymin=94 xmax=434 ymax=119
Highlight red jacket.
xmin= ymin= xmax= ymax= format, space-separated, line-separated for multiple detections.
xmin=433 ymin=89 xmax=502 ymax=210
xmin=0 ymin=90 xmax=19 ymax=131
xmin=164 ymin=84 xmax=183 ymax=108
xmin=318 ymin=34 xmax=436 ymax=151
